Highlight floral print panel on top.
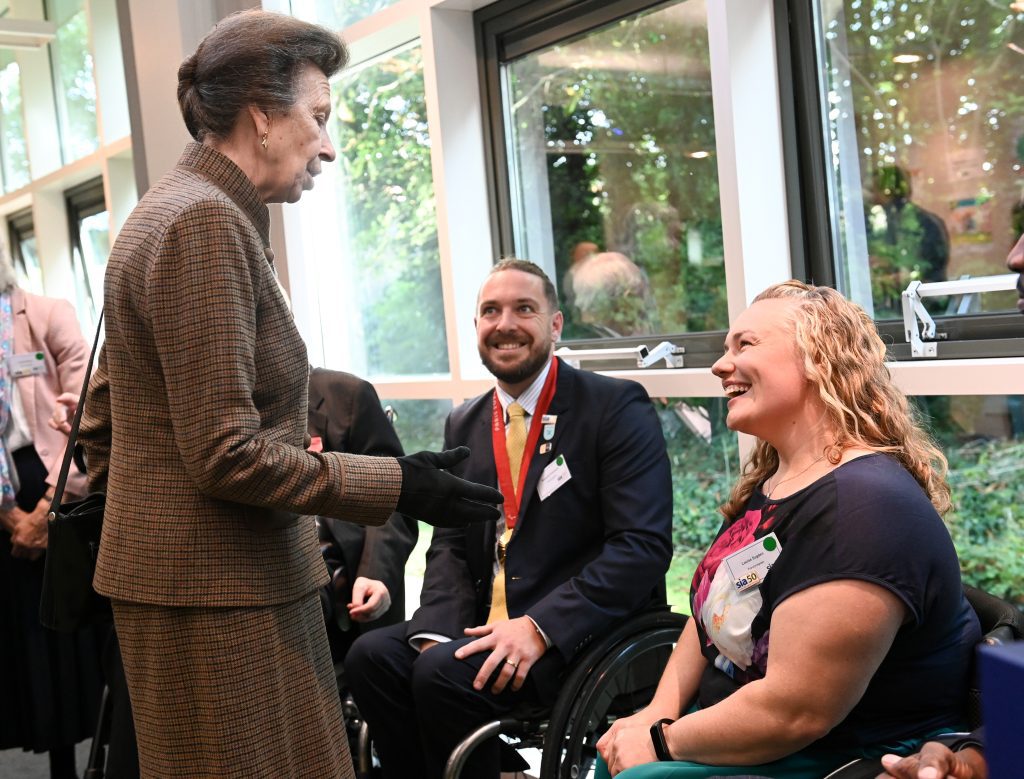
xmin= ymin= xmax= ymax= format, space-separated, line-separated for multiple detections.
xmin=691 ymin=504 xmax=780 ymax=684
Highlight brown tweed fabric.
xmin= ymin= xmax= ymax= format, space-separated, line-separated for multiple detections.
xmin=80 ymin=142 xmax=401 ymax=607
xmin=113 ymin=594 xmax=355 ymax=779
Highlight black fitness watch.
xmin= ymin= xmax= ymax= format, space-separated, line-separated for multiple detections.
xmin=649 ymin=718 xmax=675 ymax=761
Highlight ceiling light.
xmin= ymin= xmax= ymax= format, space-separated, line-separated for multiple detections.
xmin=0 ymin=19 xmax=56 ymax=51
xmin=687 ymin=150 xmax=711 ymax=159
xmin=893 ymin=53 xmax=922 ymax=64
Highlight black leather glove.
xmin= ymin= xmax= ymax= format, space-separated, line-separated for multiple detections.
xmin=396 ymin=447 xmax=503 ymax=528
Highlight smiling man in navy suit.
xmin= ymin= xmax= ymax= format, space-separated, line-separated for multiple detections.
xmin=346 ymin=259 xmax=673 ymax=779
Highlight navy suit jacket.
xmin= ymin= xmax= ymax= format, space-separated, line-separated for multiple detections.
xmin=408 ymin=358 xmax=672 ymax=662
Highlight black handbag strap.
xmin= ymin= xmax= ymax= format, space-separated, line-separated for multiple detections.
xmin=49 ymin=311 xmax=104 ymax=513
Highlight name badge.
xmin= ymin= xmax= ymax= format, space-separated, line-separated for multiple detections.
xmin=723 ymin=533 xmax=781 ymax=592
xmin=9 ymin=352 xmax=46 ymax=378
xmin=538 ymin=454 xmax=571 ymax=501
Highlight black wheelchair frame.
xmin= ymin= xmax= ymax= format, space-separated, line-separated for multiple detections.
xmin=441 ymin=608 xmax=688 ymax=779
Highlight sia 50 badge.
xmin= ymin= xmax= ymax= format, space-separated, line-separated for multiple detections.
xmin=723 ymin=533 xmax=781 ymax=593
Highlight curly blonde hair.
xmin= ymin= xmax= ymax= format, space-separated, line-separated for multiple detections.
xmin=720 ymin=280 xmax=951 ymax=521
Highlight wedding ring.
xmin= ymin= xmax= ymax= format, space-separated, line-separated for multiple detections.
xmin=506 ymin=659 xmax=519 ymax=668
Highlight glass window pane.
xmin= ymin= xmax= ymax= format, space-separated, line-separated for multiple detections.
xmin=502 ymin=0 xmax=726 ymax=340
xmin=380 ymin=398 xmax=453 ymax=614
xmin=816 ymin=0 xmax=1024 ymax=319
xmin=0 ymin=52 xmax=30 ymax=192
xmin=47 ymin=0 xmax=99 ymax=163
xmin=659 ymin=397 xmax=738 ymax=613
xmin=379 ymin=398 xmax=453 ymax=455
xmin=71 ymin=209 xmax=109 ymax=330
xmin=328 ymin=44 xmax=448 ymax=377
xmin=15 ymin=236 xmax=45 ymax=295
xmin=288 ymin=0 xmax=400 ymax=30
xmin=916 ymin=395 xmax=1023 ymax=606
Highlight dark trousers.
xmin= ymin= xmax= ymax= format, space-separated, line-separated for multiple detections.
xmin=346 ymin=621 xmax=565 ymax=779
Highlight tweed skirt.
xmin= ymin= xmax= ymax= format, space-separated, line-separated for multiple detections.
xmin=113 ymin=593 xmax=354 ymax=778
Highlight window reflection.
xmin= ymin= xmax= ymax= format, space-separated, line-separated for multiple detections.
xmin=7 ymin=209 xmax=44 ymax=295
xmin=817 ymin=0 xmax=1024 ymax=319
xmin=502 ymin=0 xmax=726 ymax=340
xmin=915 ymin=395 xmax=1023 ymax=606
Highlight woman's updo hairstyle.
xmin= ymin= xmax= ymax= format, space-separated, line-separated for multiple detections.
xmin=177 ymin=10 xmax=348 ymax=142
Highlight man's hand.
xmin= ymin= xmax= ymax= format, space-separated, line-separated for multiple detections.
xmin=596 ymin=715 xmax=659 ymax=776
xmin=454 ymin=616 xmax=547 ymax=694
xmin=877 ymin=742 xmax=987 ymax=779
xmin=347 ymin=576 xmax=391 ymax=623
xmin=8 ymin=498 xmax=50 ymax=561
xmin=396 ymin=447 xmax=503 ymax=528
xmin=49 ymin=392 xmax=79 ymax=435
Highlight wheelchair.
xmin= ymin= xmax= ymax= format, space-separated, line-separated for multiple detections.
xmin=821 ymin=585 xmax=1024 ymax=779
xmin=435 ymin=607 xmax=688 ymax=779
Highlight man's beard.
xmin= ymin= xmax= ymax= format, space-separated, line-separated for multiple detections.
xmin=479 ymin=344 xmax=550 ymax=387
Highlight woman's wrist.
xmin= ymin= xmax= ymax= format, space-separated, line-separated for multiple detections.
xmin=649 ymin=718 xmax=676 ymax=761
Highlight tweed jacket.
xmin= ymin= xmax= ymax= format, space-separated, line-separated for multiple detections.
xmin=11 ymin=287 xmax=89 ymax=498
xmin=82 ymin=143 xmax=401 ymax=607
xmin=309 ymin=368 xmax=417 ymax=628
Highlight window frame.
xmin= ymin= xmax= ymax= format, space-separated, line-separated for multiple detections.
xmin=776 ymin=0 xmax=1024 ymax=361
xmin=64 ymin=176 xmax=107 ymax=321
xmin=7 ymin=207 xmax=37 ymax=283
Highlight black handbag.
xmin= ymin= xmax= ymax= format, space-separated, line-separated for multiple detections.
xmin=39 ymin=313 xmax=111 ymax=632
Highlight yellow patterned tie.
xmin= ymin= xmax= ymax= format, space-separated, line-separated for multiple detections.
xmin=487 ymin=402 xmax=526 ymax=623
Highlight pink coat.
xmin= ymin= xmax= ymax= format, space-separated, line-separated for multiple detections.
xmin=11 ymin=286 xmax=89 ymax=499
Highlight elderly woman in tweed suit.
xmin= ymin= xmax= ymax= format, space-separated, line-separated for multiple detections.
xmin=78 ymin=11 xmax=500 ymax=779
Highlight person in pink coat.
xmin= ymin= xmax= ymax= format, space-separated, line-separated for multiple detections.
xmin=0 ymin=248 xmax=102 ymax=779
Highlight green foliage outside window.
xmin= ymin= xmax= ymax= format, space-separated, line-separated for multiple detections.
xmin=332 ymin=46 xmax=449 ymax=377
xmin=946 ymin=439 xmax=1024 ymax=606
xmin=657 ymin=398 xmax=736 ymax=612
xmin=919 ymin=396 xmax=1024 ymax=606
xmin=0 ymin=55 xmax=30 ymax=192
xmin=48 ymin=0 xmax=99 ymax=163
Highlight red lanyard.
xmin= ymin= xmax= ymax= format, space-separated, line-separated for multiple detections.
xmin=490 ymin=356 xmax=559 ymax=529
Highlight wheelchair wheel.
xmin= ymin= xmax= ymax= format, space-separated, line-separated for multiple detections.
xmin=540 ymin=609 xmax=687 ymax=778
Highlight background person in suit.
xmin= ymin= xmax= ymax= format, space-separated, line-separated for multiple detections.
xmin=346 ymin=259 xmax=674 ymax=779
xmin=308 ymin=368 xmax=418 ymax=661
xmin=0 ymin=249 xmax=103 ymax=779
xmin=76 ymin=11 xmax=501 ymax=778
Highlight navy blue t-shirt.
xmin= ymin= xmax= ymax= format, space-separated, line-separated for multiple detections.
xmin=690 ymin=453 xmax=980 ymax=748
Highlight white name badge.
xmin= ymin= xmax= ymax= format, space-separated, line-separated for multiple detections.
xmin=9 ymin=352 xmax=47 ymax=378
xmin=723 ymin=532 xmax=782 ymax=593
xmin=538 ymin=454 xmax=571 ymax=501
